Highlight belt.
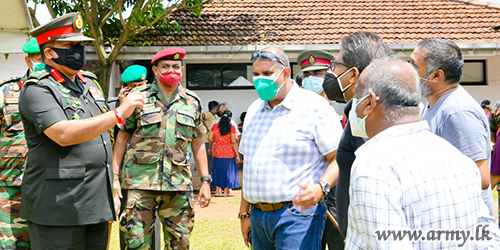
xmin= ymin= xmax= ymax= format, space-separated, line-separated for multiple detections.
xmin=252 ymin=201 xmax=293 ymax=212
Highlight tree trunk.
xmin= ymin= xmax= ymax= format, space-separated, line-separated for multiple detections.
xmin=98 ymin=62 xmax=113 ymax=98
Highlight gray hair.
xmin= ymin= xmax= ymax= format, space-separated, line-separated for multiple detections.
xmin=417 ymin=38 xmax=463 ymax=83
xmin=340 ymin=31 xmax=394 ymax=73
xmin=356 ymin=58 xmax=421 ymax=123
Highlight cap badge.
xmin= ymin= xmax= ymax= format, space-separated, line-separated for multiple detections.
xmin=308 ymin=55 xmax=315 ymax=64
xmin=141 ymin=74 xmax=146 ymax=80
xmin=73 ymin=13 xmax=84 ymax=32
xmin=173 ymin=52 xmax=180 ymax=60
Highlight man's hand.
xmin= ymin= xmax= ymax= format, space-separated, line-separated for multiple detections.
xmin=117 ymin=91 xmax=145 ymax=119
xmin=118 ymin=86 xmax=131 ymax=104
xmin=241 ymin=217 xmax=251 ymax=247
xmin=198 ymin=181 xmax=211 ymax=208
xmin=292 ymin=181 xmax=323 ymax=211
xmin=113 ymin=177 xmax=122 ymax=216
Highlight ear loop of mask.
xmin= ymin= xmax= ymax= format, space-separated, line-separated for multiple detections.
xmin=338 ymin=67 xmax=354 ymax=93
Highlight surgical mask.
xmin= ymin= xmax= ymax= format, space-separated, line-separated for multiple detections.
xmin=51 ymin=43 xmax=86 ymax=70
xmin=420 ymin=72 xmax=435 ymax=96
xmin=322 ymin=68 xmax=353 ymax=103
xmin=253 ymin=68 xmax=285 ymax=101
xmin=157 ymin=70 xmax=182 ymax=87
xmin=30 ymin=59 xmax=43 ymax=72
xmin=349 ymin=94 xmax=372 ymax=138
xmin=302 ymin=76 xmax=324 ymax=94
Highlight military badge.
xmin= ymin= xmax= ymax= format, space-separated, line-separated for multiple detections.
xmin=73 ymin=113 xmax=80 ymax=120
xmin=13 ymin=92 xmax=20 ymax=98
xmin=141 ymin=74 xmax=146 ymax=80
xmin=73 ymin=13 xmax=84 ymax=32
xmin=173 ymin=52 xmax=180 ymax=60
xmin=89 ymin=87 xmax=105 ymax=101
xmin=308 ymin=55 xmax=315 ymax=65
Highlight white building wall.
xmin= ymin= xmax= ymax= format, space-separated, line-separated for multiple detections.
xmin=194 ymin=89 xmax=258 ymax=124
xmin=0 ymin=53 xmax=28 ymax=81
xmin=464 ymin=56 xmax=500 ymax=104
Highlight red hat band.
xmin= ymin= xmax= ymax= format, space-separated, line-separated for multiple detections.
xmin=301 ymin=58 xmax=331 ymax=67
xmin=36 ymin=25 xmax=76 ymax=46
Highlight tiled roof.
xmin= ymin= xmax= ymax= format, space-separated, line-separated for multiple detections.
xmin=135 ymin=0 xmax=500 ymax=46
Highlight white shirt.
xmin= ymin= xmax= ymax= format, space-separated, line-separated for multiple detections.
xmin=346 ymin=121 xmax=500 ymax=250
xmin=239 ymin=84 xmax=343 ymax=203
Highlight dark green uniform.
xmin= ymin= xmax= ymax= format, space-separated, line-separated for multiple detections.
xmin=119 ymin=82 xmax=205 ymax=249
xmin=0 ymin=72 xmax=30 ymax=250
xmin=19 ymin=67 xmax=115 ymax=226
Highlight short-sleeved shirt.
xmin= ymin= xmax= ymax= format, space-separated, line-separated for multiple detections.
xmin=346 ymin=121 xmax=500 ymax=249
xmin=19 ymin=67 xmax=114 ymax=226
xmin=0 ymin=74 xmax=28 ymax=186
xmin=211 ymin=123 xmax=236 ymax=158
xmin=239 ymin=84 xmax=343 ymax=203
xmin=421 ymin=85 xmax=493 ymax=215
xmin=120 ymin=82 xmax=206 ymax=192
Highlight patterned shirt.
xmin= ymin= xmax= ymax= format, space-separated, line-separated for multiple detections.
xmin=211 ymin=123 xmax=236 ymax=158
xmin=346 ymin=121 xmax=500 ymax=249
xmin=239 ymin=85 xmax=343 ymax=203
xmin=120 ymin=82 xmax=206 ymax=192
xmin=0 ymin=74 xmax=28 ymax=186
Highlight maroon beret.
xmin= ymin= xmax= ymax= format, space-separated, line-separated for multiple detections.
xmin=151 ymin=47 xmax=186 ymax=64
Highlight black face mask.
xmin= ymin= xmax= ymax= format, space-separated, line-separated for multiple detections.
xmin=51 ymin=43 xmax=86 ymax=70
xmin=322 ymin=69 xmax=353 ymax=103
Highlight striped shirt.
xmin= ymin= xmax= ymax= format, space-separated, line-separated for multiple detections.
xmin=346 ymin=121 xmax=500 ymax=249
xmin=239 ymin=84 xmax=343 ymax=204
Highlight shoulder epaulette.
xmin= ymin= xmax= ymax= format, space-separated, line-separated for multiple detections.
xmin=24 ymin=69 xmax=50 ymax=86
xmin=185 ymin=88 xmax=202 ymax=103
xmin=0 ymin=76 xmax=21 ymax=87
xmin=28 ymin=69 xmax=50 ymax=80
xmin=80 ymin=70 xmax=98 ymax=80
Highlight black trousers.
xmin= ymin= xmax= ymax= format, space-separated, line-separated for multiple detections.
xmin=28 ymin=221 xmax=108 ymax=250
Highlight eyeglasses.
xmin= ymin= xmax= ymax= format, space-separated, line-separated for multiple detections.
xmin=251 ymin=51 xmax=285 ymax=66
xmin=303 ymin=70 xmax=326 ymax=78
xmin=331 ymin=61 xmax=352 ymax=71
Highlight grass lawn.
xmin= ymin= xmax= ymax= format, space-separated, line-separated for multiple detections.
xmin=108 ymin=218 xmax=246 ymax=250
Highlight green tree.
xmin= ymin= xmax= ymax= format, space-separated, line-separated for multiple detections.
xmin=28 ymin=0 xmax=214 ymax=97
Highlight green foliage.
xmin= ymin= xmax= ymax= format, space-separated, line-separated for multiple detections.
xmin=4 ymin=54 xmax=9 ymax=60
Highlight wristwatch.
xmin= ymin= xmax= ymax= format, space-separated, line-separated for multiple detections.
xmin=317 ymin=180 xmax=330 ymax=197
xmin=200 ymin=175 xmax=212 ymax=184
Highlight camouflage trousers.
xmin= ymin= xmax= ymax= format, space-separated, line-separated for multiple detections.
xmin=119 ymin=190 xmax=194 ymax=250
xmin=0 ymin=186 xmax=30 ymax=250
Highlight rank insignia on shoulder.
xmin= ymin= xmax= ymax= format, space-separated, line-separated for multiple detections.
xmin=89 ymin=87 xmax=105 ymax=101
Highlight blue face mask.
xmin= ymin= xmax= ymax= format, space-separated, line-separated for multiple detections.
xmin=302 ymin=76 xmax=324 ymax=94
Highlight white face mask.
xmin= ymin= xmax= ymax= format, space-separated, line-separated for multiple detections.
xmin=349 ymin=93 xmax=372 ymax=138
xmin=30 ymin=58 xmax=42 ymax=72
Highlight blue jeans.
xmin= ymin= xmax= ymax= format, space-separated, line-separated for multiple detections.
xmin=250 ymin=202 xmax=327 ymax=250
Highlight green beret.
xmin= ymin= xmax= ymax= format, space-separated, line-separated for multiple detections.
xmin=121 ymin=65 xmax=147 ymax=84
xmin=22 ymin=38 xmax=40 ymax=54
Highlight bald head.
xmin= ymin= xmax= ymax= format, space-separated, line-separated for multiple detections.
xmin=356 ymin=58 xmax=421 ymax=122
xmin=261 ymin=46 xmax=290 ymax=69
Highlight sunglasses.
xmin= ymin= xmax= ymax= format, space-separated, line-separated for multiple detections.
xmin=251 ymin=51 xmax=285 ymax=66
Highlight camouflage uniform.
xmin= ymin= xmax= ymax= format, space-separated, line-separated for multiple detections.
xmin=119 ymin=82 xmax=206 ymax=250
xmin=0 ymin=73 xmax=30 ymax=250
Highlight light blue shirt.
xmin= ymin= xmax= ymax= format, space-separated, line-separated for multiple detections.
xmin=422 ymin=85 xmax=494 ymax=216
xmin=239 ymin=84 xmax=343 ymax=203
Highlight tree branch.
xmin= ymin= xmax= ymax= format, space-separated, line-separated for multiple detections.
xmin=118 ymin=4 xmax=129 ymax=33
xmin=42 ymin=0 xmax=57 ymax=18
xmin=29 ymin=7 xmax=40 ymax=27
xmin=99 ymin=0 xmax=125 ymax=29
